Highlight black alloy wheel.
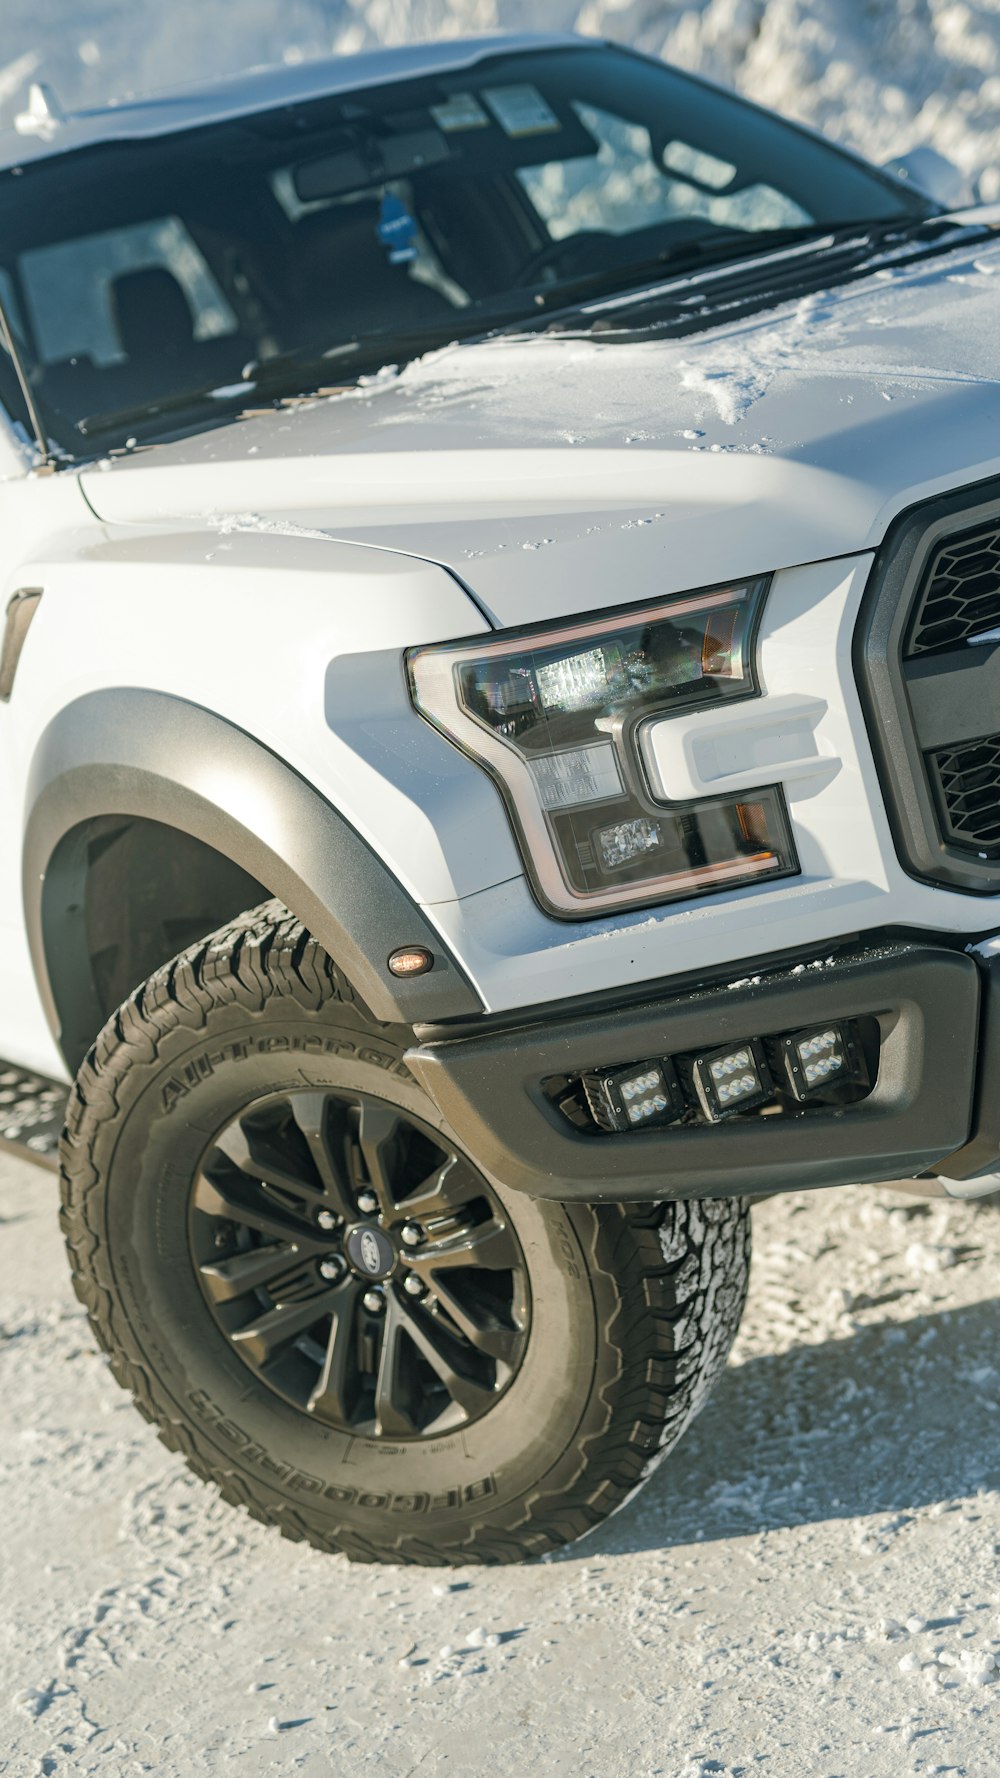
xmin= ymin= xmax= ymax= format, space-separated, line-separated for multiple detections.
xmin=190 ymin=1088 xmax=529 ymax=1439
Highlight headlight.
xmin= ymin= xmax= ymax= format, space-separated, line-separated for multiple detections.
xmin=407 ymin=578 xmax=797 ymax=917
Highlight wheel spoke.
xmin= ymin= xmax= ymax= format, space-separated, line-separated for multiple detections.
xmin=213 ymin=1121 xmax=322 ymax=1207
xmin=308 ymin=1283 xmax=362 ymax=1423
xmin=285 ymin=1092 xmax=358 ymax=1220
xmin=196 ymin=1174 xmax=324 ymax=1249
xmin=356 ymin=1098 xmax=404 ymax=1220
xmin=395 ymin=1155 xmax=475 ymax=1223
xmin=374 ymin=1298 xmax=420 ymax=1437
xmin=198 ymin=1242 xmax=302 ymax=1305
xmin=411 ymin=1219 xmax=519 ymax=1274
xmin=230 ymin=1285 xmax=341 ymax=1365
xmin=419 ymin=1275 xmax=521 ymax=1364
xmin=393 ymin=1297 xmax=497 ymax=1420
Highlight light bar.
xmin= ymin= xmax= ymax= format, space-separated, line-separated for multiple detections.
xmin=692 ymin=1041 xmax=772 ymax=1122
xmin=573 ymin=1017 xmax=874 ymax=1136
xmin=778 ymin=1023 xmax=867 ymax=1102
xmin=582 ymin=1058 xmax=684 ymax=1133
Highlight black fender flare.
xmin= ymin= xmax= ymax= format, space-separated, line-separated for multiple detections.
xmin=23 ymin=688 xmax=481 ymax=1071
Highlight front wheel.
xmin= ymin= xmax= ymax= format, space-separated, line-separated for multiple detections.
xmin=61 ymin=901 xmax=751 ymax=1564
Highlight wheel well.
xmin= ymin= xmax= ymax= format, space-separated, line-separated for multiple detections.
xmin=43 ymin=815 xmax=266 ymax=1074
xmin=26 ymin=689 xmax=481 ymax=1070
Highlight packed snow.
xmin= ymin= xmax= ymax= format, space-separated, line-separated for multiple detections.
xmin=2 ymin=1152 xmax=997 ymax=1776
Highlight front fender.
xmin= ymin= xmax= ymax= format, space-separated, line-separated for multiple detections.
xmin=24 ymin=688 xmax=482 ymax=1071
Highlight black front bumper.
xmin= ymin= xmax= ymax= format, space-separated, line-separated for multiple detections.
xmin=407 ymin=940 xmax=989 ymax=1202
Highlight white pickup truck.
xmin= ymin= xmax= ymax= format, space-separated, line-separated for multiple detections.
xmin=1 ymin=33 xmax=999 ymax=1565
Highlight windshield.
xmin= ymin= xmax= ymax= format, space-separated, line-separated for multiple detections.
xmin=0 ymin=43 xmax=928 ymax=455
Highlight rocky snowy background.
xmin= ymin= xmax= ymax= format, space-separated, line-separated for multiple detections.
xmin=5 ymin=2 xmax=1000 ymax=196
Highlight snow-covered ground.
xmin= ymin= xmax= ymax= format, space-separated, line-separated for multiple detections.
xmin=4 ymin=1 xmax=1000 ymax=198
xmin=2 ymin=1150 xmax=997 ymax=1777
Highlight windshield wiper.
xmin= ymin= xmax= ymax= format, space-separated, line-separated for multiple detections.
xmin=529 ymin=212 xmax=956 ymax=319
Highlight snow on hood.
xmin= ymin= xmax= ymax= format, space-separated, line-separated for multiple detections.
xmin=81 ymin=234 xmax=1000 ymax=627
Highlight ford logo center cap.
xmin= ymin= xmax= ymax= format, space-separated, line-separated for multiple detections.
xmin=345 ymin=1224 xmax=395 ymax=1279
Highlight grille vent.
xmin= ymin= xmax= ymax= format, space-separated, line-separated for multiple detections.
xmin=928 ymin=734 xmax=1000 ymax=854
xmin=907 ymin=521 xmax=1000 ymax=656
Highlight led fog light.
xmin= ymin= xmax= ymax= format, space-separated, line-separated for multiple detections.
xmin=693 ymin=1041 xmax=772 ymax=1122
xmin=582 ymin=1058 xmax=684 ymax=1133
xmin=778 ymin=1022 xmax=867 ymax=1102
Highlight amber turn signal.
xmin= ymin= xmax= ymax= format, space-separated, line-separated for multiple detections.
xmin=387 ymin=946 xmax=435 ymax=978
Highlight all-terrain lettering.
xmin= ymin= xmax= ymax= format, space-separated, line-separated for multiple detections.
xmin=188 ymin=1391 xmax=496 ymax=1511
xmin=161 ymin=1034 xmax=410 ymax=1108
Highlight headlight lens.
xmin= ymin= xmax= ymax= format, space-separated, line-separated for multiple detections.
xmin=407 ymin=579 xmax=796 ymax=916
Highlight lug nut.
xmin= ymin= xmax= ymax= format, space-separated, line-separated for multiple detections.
xmin=357 ymin=1190 xmax=379 ymax=1216
xmin=319 ymin=1255 xmax=345 ymax=1282
xmin=403 ymin=1273 xmax=425 ymax=1298
xmin=400 ymin=1223 xmax=423 ymax=1248
xmin=362 ymin=1287 xmax=385 ymax=1314
xmin=316 ymin=1208 xmax=338 ymax=1231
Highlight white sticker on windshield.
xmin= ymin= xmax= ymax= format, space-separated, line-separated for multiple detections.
xmin=483 ymin=85 xmax=561 ymax=138
xmin=430 ymin=92 xmax=490 ymax=132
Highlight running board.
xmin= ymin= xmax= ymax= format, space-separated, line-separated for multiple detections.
xmin=0 ymin=1059 xmax=68 ymax=1171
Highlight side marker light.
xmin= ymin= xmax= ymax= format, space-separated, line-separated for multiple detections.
xmin=388 ymin=947 xmax=435 ymax=978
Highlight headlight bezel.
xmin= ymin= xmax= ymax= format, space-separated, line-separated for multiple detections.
xmin=406 ymin=577 xmax=798 ymax=919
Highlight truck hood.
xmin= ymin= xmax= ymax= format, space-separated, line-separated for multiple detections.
xmin=80 ymin=231 xmax=1000 ymax=628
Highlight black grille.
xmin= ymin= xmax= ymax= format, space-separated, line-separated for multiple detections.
xmin=855 ymin=475 xmax=1000 ymax=893
xmin=907 ymin=520 xmax=1000 ymax=656
xmin=929 ymin=734 xmax=1000 ymax=854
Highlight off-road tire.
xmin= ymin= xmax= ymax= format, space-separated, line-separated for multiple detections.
xmin=60 ymin=900 xmax=751 ymax=1565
